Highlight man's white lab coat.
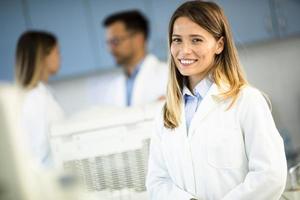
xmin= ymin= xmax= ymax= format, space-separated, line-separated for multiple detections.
xmin=88 ymin=54 xmax=168 ymax=107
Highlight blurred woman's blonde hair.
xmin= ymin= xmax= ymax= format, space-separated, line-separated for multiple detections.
xmin=163 ymin=1 xmax=248 ymax=129
xmin=15 ymin=30 xmax=57 ymax=89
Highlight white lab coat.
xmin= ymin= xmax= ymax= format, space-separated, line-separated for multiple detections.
xmin=21 ymin=82 xmax=64 ymax=167
xmin=88 ymin=54 xmax=168 ymax=107
xmin=146 ymin=83 xmax=287 ymax=200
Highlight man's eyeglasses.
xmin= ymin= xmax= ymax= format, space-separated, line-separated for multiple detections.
xmin=106 ymin=33 xmax=136 ymax=46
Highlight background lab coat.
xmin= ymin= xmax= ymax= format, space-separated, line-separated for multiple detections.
xmin=147 ymin=84 xmax=287 ymax=200
xmin=88 ymin=54 xmax=168 ymax=107
xmin=21 ymin=82 xmax=64 ymax=167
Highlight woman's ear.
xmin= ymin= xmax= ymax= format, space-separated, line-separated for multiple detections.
xmin=216 ymin=36 xmax=224 ymax=55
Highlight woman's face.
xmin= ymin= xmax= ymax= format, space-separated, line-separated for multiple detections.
xmin=170 ymin=17 xmax=223 ymax=87
xmin=44 ymin=44 xmax=60 ymax=76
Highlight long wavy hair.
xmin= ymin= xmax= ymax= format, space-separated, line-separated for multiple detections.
xmin=15 ymin=30 xmax=57 ymax=89
xmin=163 ymin=1 xmax=248 ymax=129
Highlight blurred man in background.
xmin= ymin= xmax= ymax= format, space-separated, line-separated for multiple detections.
xmin=97 ymin=10 xmax=168 ymax=107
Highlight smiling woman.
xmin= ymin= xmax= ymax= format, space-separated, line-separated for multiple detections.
xmin=146 ymin=1 xmax=287 ymax=200
xmin=170 ymin=16 xmax=224 ymax=89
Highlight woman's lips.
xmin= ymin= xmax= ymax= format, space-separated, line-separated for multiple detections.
xmin=178 ymin=58 xmax=198 ymax=66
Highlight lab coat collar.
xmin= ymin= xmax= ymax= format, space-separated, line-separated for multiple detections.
xmin=185 ymin=83 xmax=223 ymax=137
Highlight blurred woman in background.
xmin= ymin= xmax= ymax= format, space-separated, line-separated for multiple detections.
xmin=146 ymin=1 xmax=287 ymax=199
xmin=15 ymin=30 xmax=64 ymax=168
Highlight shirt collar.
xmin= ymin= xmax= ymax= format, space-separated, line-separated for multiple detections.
xmin=183 ymin=76 xmax=213 ymax=99
xmin=127 ymin=58 xmax=144 ymax=79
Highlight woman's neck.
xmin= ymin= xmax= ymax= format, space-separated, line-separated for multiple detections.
xmin=41 ymin=70 xmax=49 ymax=83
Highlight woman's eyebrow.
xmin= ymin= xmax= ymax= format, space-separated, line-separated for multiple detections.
xmin=189 ymin=34 xmax=204 ymax=38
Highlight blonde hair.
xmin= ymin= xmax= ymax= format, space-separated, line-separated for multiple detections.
xmin=163 ymin=1 xmax=248 ymax=129
xmin=15 ymin=31 xmax=57 ymax=89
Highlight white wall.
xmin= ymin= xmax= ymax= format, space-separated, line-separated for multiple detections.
xmin=239 ymin=36 xmax=300 ymax=153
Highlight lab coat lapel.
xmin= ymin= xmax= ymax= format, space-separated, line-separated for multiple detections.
xmin=179 ymin=102 xmax=188 ymax=136
xmin=115 ymin=74 xmax=127 ymax=107
xmin=131 ymin=55 xmax=152 ymax=105
xmin=177 ymin=103 xmax=197 ymax=193
xmin=189 ymin=83 xmax=221 ymax=135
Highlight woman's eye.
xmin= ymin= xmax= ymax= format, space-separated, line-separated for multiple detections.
xmin=172 ymin=38 xmax=181 ymax=43
xmin=192 ymin=38 xmax=202 ymax=43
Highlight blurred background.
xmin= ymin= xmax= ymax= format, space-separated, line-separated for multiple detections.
xmin=1 ymin=0 xmax=300 ymax=80
xmin=1 ymin=0 xmax=300 ymax=199
xmin=1 ymin=0 xmax=300 ymax=159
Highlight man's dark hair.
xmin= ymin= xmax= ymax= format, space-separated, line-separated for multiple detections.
xmin=103 ymin=10 xmax=149 ymax=40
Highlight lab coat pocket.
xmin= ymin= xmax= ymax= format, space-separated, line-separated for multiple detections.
xmin=206 ymin=129 xmax=244 ymax=169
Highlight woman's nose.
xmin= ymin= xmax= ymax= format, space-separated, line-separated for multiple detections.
xmin=181 ymin=42 xmax=192 ymax=54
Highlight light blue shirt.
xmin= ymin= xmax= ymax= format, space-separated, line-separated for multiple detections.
xmin=183 ymin=77 xmax=213 ymax=131
xmin=126 ymin=61 xmax=143 ymax=106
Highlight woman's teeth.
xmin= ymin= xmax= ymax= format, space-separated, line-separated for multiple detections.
xmin=179 ymin=59 xmax=196 ymax=65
